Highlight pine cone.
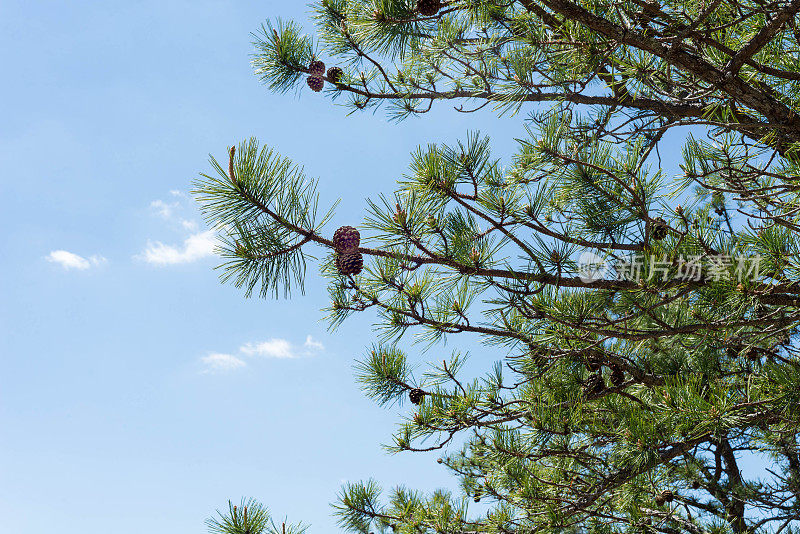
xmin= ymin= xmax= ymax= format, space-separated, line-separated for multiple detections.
xmin=336 ymin=251 xmax=363 ymax=275
xmin=307 ymin=76 xmax=324 ymax=92
xmin=333 ymin=226 xmax=360 ymax=252
xmin=308 ymin=60 xmax=326 ymax=76
xmin=327 ymin=66 xmax=343 ymax=83
xmin=659 ymin=489 xmax=675 ymax=503
xmin=691 ymin=480 xmax=701 ymax=490
xmin=610 ymin=365 xmax=625 ymax=386
xmin=585 ymin=355 xmax=602 ymax=372
xmin=409 ymin=388 xmax=425 ymax=405
xmin=583 ymin=373 xmax=605 ymax=396
xmin=417 ymin=0 xmax=441 ymax=16
xmin=651 ymin=218 xmax=668 ymax=240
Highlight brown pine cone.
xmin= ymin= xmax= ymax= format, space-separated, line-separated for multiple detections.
xmin=308 ymin=60 xmax=326 ymax=76
xmin=417 ymin=0 xmax=441 ymax=16
xmin=307 ymin=76 xmax=324 ymax=92
xmin=336 ymin=251 xmax=363 ymax=275
xmin=333 ymin=226 xmax=360 ymax=252
xmin=651 ymin=218 xmax=669 ymax=240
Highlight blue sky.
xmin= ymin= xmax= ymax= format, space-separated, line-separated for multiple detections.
xmin=3 ymin=2 xmax=772 ymax=532
xmin=0 ymin=2 xmax=527 ymax=532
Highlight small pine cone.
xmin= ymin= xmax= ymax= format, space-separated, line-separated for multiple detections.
xmin=307 ymin=76 xmax=324 ymax=92
xmin=610 ymin=366 xmax=625 ymax=386
xmin=654 ymin=495 xmax=666 ymax=506
xmin=437 ymin=458 xmax=443 ymax=464
xmin=333 ymin=226 xmax=360 ymax=252
xmin=417 ymin=0 xmax=441 ymax=16
xmin=660 ymin=489 xmax=674 ymax=503
xmin=308 ymin=60 xmax=326 ymax=76
xmin=583 ymin=373 xmax=605 ymax=396
xmin=336 ymin=251 xmax=364 ymax=275
xmin=327 ymin=66 xmax=343 ymax=83
xmin=585 ymin=356 xmax=602 ymax=372
xmin=691 ymin=480 xmax=701 ymax=490
xmin=409 ymin=388 xmax=425 ymax=405
xmin=651 ymin=218 xmax=668 ymax=241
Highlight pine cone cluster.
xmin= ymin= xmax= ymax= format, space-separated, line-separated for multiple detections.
xmin=307 ymin=60 xmax=345 ymax=92
xmin=336 ymin=251 xmax=363 ymax=276
xmin=307 ymin=60 xmax=326 ymax=92
xmin=409 ymin=388 xmax=425 ymax=405
xmin=333 ymin=226 xmax=360 ymax=252
xmin=417 ymin=0 xmax=442 ymax=16
xmin=333 ymin=226 xmax=362 ymax=276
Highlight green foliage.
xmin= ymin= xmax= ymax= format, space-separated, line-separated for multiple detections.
xmin=199 ymin=0 xmax=800 ymax=532
xmin=206 ymin=498 xmax=307 ymax=534
xmin=193 ymin=138 xmax=336 ymax=298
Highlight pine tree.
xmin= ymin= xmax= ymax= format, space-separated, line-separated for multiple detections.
xmin=195 ymin=1 xmax=800 ymax=532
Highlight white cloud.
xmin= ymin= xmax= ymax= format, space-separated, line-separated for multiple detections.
xmin=304 ymin=335 xmax=325 ymax=351
xmin=240 ymin=338 xmax=296 ymax=359
xmin=201 ymin=353 xmax=246 ymax=373
xmin=169 ymin=189 xmax=185 ymax=197
xmin=150 ymin=199 xmax=179 ymax=219
xmin=200 ymin=335 xmax=323 ymax=374
xmin=180 ymin=219 xmax=199 ymax=231
xmin=46 ymin=250 xmax=106 ymax=270
xmin=240 ymin=336 xmax=325 ymax=359
xmin=139 ymin=230 xmax=216 ymax=265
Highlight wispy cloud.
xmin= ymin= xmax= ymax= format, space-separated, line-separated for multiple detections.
xmin=200 ymin=335 xmax=323 ymax=374
xmin=141 ymin=192 xmax=212 ymax=265
xmin=240 ymin=339 xmax=297 ymax=358
xmin=201 ymin=353 xmax=247 ymax=374
xmin=150 ymin=199 xmax=179 ymax=219
xmin=180 ymin=219 xmax=199 ymax=231
xmin=304 ymin=335 xmax=325 ymax=351
xmin=240 ymin=336 xmax=325 ymax=359
xmin=139 ymin=229 xmax=216 ymax=265
xmin=46 ymin=250 xmax=106 ymax=270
